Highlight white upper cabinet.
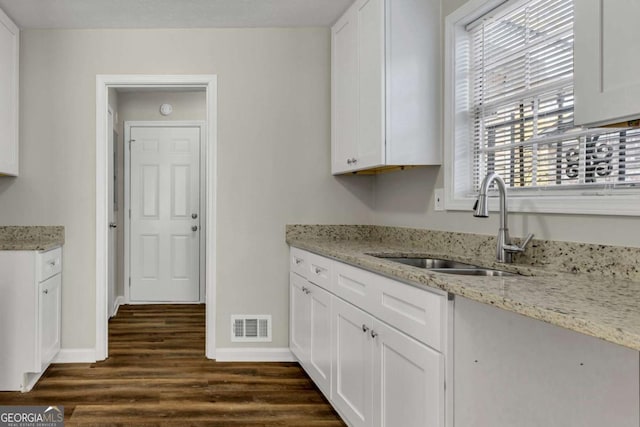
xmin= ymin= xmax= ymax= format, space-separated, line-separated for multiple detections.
xmin=574 ymin=0 xmax=640 ymax=126
xmin=0 ymin=7 xmax=18 ymax=176
xmin=331 ymin=0 xmax=441 ymax=174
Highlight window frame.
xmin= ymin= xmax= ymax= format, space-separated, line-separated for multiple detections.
xmin=443 ymin=0 xmax=640 ymax=216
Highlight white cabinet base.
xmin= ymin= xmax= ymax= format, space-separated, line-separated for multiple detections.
xmin=453 ymin=296 xmax=639 ymax=427
xmin=0 ymin=248 xmax=62 ymax=392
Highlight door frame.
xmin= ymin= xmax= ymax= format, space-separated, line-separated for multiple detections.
xmin=123 ymin=121 xmax=207 ymax=304
xmin=96 ymin=75 xmax=218 ymax=361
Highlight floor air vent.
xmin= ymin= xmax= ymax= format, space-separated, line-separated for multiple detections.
xmin=231 ymin=315 xmax=272 ymax=342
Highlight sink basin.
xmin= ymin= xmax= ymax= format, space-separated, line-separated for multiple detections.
xmin=372 ymin=255 xmax=516 ymax=277
xmin=376 ymin=257 xmax=477 ymax=269
xmin=429 ymin=268 xmax=514 ymax=277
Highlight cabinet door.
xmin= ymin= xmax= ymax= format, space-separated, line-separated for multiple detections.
xmin=289 ymin=273 xmax=311 ymax=364
xmin=307 ymin=283 xmax=332 ymax=397
xmin=372 ymin=320 xmax=444 ymax=427
xmin=38 ymin=274 xmax=61 ymax=369
xmin=331 ymin=297 xmax=373 ymax=427
xmin=355 ymin=0 xmax=385 ymax=170
xmin=0 ymin=8 xmax=19 ymax=176
xmin=575 ymin=0 xmax=640 ymax=126
xmin=332 ymin=4 xmax=359 ymax=174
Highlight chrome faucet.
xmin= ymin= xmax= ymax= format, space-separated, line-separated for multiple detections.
xmin=473 ymin=172 xmax=534 ymax=263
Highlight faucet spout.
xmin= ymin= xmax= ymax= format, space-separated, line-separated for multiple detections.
xmin=473 ymin=172 xmax=532 ymax=263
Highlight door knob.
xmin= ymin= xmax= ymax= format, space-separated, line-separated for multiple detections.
xmin=192 ymin=225 xmax=198 ymax=232
xmin=109 ymin=222 xmax=117 ymax=229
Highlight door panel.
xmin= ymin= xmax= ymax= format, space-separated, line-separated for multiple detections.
xmin=308 ymin=283 xmax=332 ymax=397
xmin=130 ymin=126 xmax=200 ymax=302
xmin=290 ymin=273 xmax=310 ymax=363
xmin=373 ymin=320 xmax=443 ymax=427
xmin=331 ymin=297 xmax=373 ymax=427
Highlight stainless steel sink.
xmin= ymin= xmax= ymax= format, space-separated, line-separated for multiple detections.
xmin=377 ymin=257 xmax=477 ymax=269
xmin=372 ymin=255 xmax=516 ymax=277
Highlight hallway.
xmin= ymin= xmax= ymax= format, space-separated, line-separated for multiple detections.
xmin=0 ymin=304 xmax=344 ymax=426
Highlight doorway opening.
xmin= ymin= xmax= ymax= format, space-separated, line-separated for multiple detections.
xmin=96 ymin=75 xmax=217 ymax=361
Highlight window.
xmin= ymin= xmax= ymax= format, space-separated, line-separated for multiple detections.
xmin=445 ymin=0 xmax=640 ymax=215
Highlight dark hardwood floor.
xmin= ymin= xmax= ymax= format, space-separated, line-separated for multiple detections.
xmin=0 ymin=304 xmax=345 ymax=426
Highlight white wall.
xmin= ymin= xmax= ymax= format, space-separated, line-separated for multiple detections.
xmin=0 ymin=28 xmax=374 ymax=351
xmin=371 ymin=0 xmax=640 ymax=248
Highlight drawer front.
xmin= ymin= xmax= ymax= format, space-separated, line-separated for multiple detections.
xmin=332 ymin=261 xmax=378 ymax=313
xmin=290 ymin=247 xmax=308 ymax=279
xmin=37 ymin=247 xmax=62 ymax=282
xmin=306 ymin=252 xmax=332 ymax=292
xmin=370 ymin=277 xmax=444 ymax=351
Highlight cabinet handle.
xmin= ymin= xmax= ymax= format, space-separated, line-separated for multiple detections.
xmin=370 ymin=330 xmax=378 ymax=339
xmin=43 ymin=289 xmax=48 ymax=295
xmin=362 ymin=324 xmax=369 ymax=333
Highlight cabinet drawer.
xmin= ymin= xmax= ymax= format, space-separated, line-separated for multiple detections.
xmin=332 ymin=261 xmax=378 ymax=313
xmin=370 ymin=277 xmax=445 ymax=351
xmin=36 ymin=247 xmax=62 ymax=282
xmin=306 ymin=252 xmax=332 ymax=291
xmin=290 ymin=247 xmax=307 ymax=278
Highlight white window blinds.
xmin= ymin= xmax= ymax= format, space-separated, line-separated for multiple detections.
xmin=469 ymin=0 xmax=640 ymax=193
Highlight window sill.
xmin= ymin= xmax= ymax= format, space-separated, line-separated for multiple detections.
xmin=445 ymin=192 xmax=640 ymax=216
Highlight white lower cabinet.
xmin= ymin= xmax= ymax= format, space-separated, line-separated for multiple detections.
xmin=332 ymin=297 xmax=444 ymax=427
xmin=290 ymin=272 xmax=332 ymax=397
xmin=373 ymin=320 xmax=443 ymax=427
xmin=0 ymin=247 xmax=62 ymax=391
xmin=290 ymin=247 xmax=446 ymax=427
xmin=331 ymin=297 xmax=374 ymax=427
xmin=454 ymin=296 xmax=639 ymax=427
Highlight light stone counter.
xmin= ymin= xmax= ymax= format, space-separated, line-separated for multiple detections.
xmin=286 ymin=225 xmax=640 ymax=352
xmin=0 ymin=226 xmax=65 ymax=251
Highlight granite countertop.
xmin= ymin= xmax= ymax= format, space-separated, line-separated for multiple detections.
xmin=0 ymin=226 xmax=65 ymax=251
xmin=286 ymin=225 xmax=640 ymax=352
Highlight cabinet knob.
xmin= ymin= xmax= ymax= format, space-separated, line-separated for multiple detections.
xmin=370 ymin=330 xmax=378 ymax=339
xmin=351 ymin=158 xmax=358 ymax=164
xmin=109 ymin=222 xmax=117 ymax=229
xmin=191 ymin=225 xmax=198 ymax=232
xmin=314 ymin=267 xmax=322 ymax=274
xmin=43 ymin=289 xmax=49 ymax=295
xmin=362 ymin=324 xmax=369 ymax=333
xmin=295 ymin=258 xmax=302 ymax=265
xmin=347 ymin=158 xmax=352 ymax=165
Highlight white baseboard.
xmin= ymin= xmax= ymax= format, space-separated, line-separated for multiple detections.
xmin=53 ymin=348 xmax=97 ymax=364
xmin=112 ymin=296 xmax=126 ymax=317
xmin=214 ymin=347 xmax=295 ymax=362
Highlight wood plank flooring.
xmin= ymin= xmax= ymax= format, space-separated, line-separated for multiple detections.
xmin=0 ymin=304 xmax=346 ymax=426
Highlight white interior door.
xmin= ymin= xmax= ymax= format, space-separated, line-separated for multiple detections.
xmin=130 ymin=125 xmax=201 ymax=302
xmin=107 ymin=108 xmax=117 ymax=316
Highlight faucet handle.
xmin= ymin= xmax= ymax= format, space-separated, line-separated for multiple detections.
xmin=504 ymin=233 xmax=534 ymax=254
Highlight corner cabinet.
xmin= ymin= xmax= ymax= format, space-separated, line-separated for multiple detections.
xmin=289 ymin=247 xmax=447 ymax=427
xmin=574 ymin=0 xmax=640 ymax=126
xmin=0 ymin=247 xmax=62 ymax=391
xmin=454 ymin=296 xmax=639 ymax=427
xmin=0 ymin=7 xmax=18 ymax=176
xmin=331 ymin=0 xmax=441 ymax=174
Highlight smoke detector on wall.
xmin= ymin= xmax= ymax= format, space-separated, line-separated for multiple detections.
xmin=159 ymin=103 xmax=173 ymax=116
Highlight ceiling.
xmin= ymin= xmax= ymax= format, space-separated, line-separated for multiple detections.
xmin=0 ymin=0 xmax=353 ymax=29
